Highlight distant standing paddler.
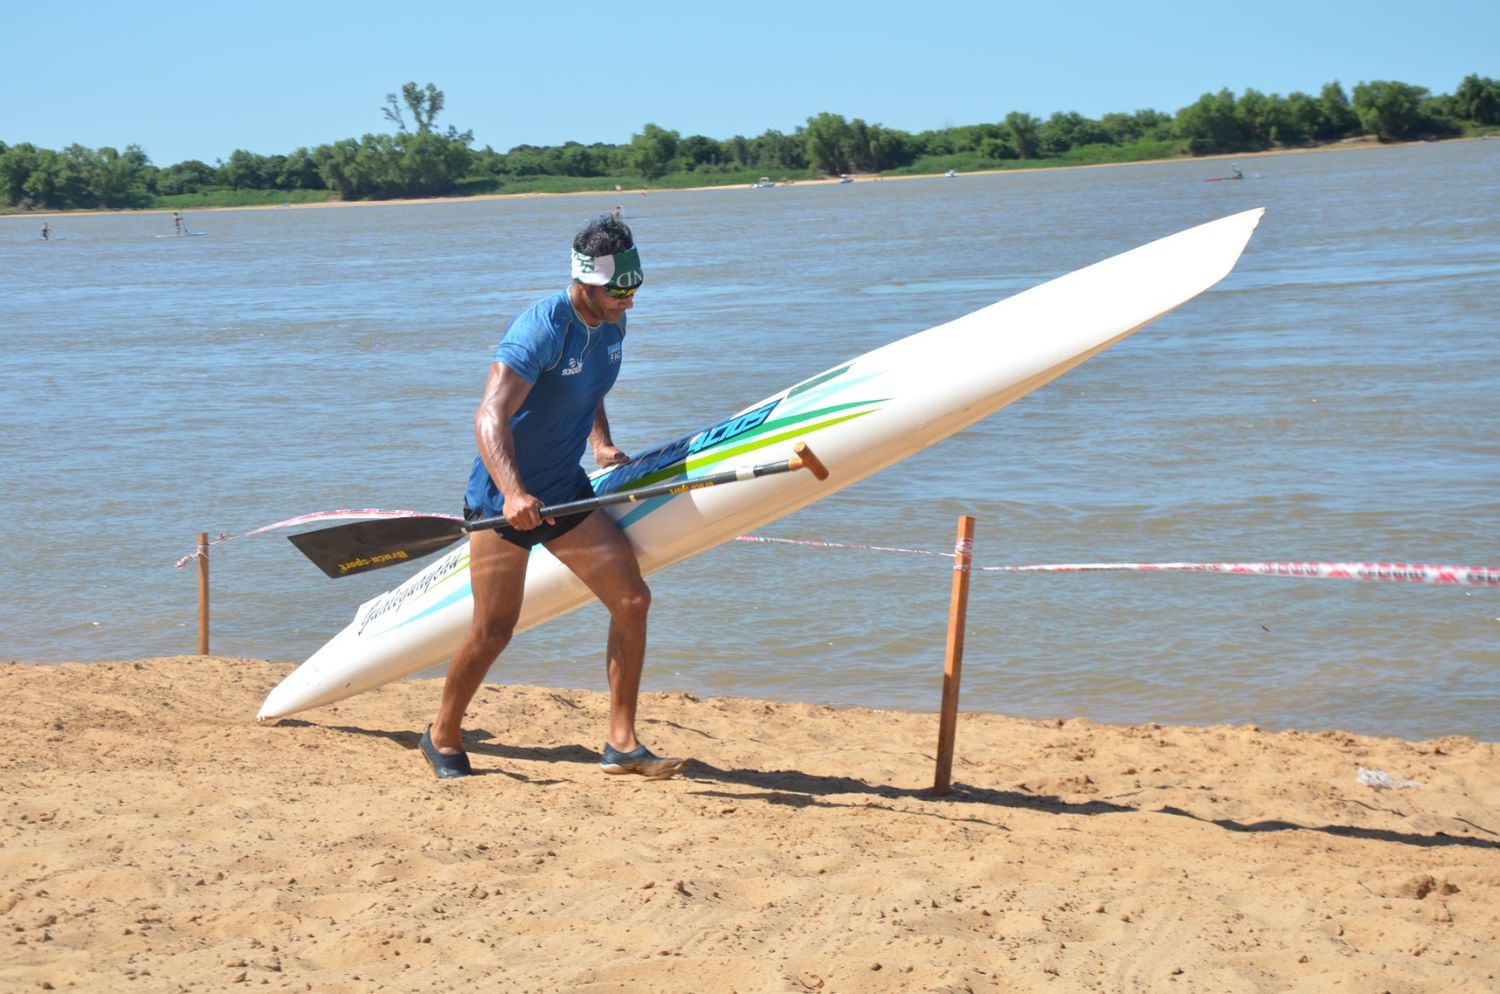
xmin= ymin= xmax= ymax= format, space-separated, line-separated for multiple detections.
xmin=173 ymin=211 xmax=184 ymax=236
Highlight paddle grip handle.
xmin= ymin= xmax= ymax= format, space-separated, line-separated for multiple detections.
xmin=790 ymin=441 xmax=830 ymax=481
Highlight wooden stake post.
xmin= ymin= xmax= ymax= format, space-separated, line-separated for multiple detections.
xmin=197 ymin=532 xmax=210 ymax=655
xmin=933 ymin=515 xmax=975 ymax=795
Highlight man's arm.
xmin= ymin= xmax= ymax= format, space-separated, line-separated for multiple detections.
xmin=590 ymin=401 xmax=630 ymax=468
xmin=475 ymin=362 xmax=548 ymax=529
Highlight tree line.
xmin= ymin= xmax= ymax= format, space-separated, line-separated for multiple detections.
xmin=4 ymin=74 xmax=1497 ymax=212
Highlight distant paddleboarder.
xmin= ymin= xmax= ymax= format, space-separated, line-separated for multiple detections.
xmin=173 ymin=211 xmax=184 ymax=236
xmin=40 ymin=222 xmax=49 ymax=241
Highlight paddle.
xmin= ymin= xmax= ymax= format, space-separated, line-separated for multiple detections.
xmin=288 ymin=442 xmax=830 ymax=578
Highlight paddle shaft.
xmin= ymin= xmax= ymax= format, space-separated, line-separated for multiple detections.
xmin=287 ymin=442 xmax=829 ymax=578
xmin=464 ymin=441 xmax=829 ymax=533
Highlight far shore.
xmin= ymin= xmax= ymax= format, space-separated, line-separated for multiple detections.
xmin=3 ymin=136 xmax=1470 ymax=222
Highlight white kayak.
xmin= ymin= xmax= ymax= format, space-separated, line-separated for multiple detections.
xmin=258 ymin=208 xmax=1265 ymax=721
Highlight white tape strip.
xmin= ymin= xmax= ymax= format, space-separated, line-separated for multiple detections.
xmin=733 ymin=536 xmax=1500 ymax=588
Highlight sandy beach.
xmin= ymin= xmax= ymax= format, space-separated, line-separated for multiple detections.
xmin=3 ymin=656 xmax=1496 ymax=993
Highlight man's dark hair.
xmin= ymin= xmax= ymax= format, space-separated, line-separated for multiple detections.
xmin=574 ymin=215 xmax=634 ymax=256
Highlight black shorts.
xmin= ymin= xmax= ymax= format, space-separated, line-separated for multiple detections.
xmin=464 ymin=474 xmax=596 ymax=550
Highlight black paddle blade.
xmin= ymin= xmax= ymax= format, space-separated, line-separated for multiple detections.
xmin=287 ymin=516 xmax=467 ymax=579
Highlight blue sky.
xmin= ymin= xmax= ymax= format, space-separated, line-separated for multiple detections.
xmin=6 ymin=0 xmax=1494 ymax=167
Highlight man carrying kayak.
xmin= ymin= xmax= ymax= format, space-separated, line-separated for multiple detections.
xmin=419 ymin=214 xmax=685 ymax=781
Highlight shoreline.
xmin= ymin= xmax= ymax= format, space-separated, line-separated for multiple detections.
xmin=4 ymin=655 xmax=1497 ymax=992
xmin=2 ymin=136 xmax=1460 ymax=222
xmin=7 ymin=655 xmax=1498 ymax=747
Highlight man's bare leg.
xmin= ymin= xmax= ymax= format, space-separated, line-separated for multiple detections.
xmin=548 ymin=512 xmax=650 ymax=749
xmin=429 ymin=527 xmax=530 ymax=754
xmin=548 ymin=512 xmax=682 ymax=777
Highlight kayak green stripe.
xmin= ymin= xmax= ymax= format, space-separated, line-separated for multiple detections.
xmin=750 ymin=400 xmax=884 ymax=446
xmin=685 ymin=408 xmax=875 ymax=472
xmin=614 ymin=400 xmax=884 ymax=492
xmin=612 ymin=408 xmax=877 ymax=531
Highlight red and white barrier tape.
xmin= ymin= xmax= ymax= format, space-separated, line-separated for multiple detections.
xmin=173 ymin=508 xmax=461 ymax=568
xmin=732 ymin=536 xmax=1500 ymax=588
xmin=175 ymin=511 xmax=1499 ymax=588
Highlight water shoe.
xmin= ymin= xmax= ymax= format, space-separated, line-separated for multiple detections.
xmin=600 ymin=743 xmax=686 ymax=780
xmin=420 ymin=725 xmax=474 ymax=779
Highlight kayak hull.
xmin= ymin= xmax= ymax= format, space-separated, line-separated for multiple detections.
xmin=257 ymin=208 xmax=1264 ymax=721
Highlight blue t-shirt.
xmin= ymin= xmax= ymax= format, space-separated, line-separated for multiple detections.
xmin=465 ymin=289 xmax=626 ymax=514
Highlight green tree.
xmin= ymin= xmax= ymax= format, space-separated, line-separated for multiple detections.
xmin=629 ymin=123 xmax=679 ymax=180
xmin=678 ymin=134 xmax=725 ymax=171
xmin=313 ymin=139 xmax=361 ymax=198
xmin=398 ymin=130 xmax=471 ymax=196
xmin=275 ymin=147 xmax=323 ymax=190
xmin=351 ymin=133 xmax=405 ymax=198
xmin=916 ymin=127 xmax=956 ymax=157
xmin=221 ymin=148 xmax=270 ymax=189
xmin=23 ymin=146 xmax=94 ymax=209
xmin=1278 ymin=92 xmax=1322 ymax=145
xmin=1352 ymin=80 xmax=1429 ymax=140
xmin=1004 ymin=112 xmax=1041 ymax=159
xmin=0 ymin=142 xmax=41 ymax=205
xmin=1455 ymin=73 xmax=1500 ymax=124
xmin=383 ymin=82 xmax=445 ymax=134
xmin=946 ymin=123 xmax=1005 ymax=153
xmin=90 ymin=145 xmax=152 ymax=208
xmin=1235 ymin=89 xmax=1293 ymax=148
xmin=977 ymin=136 xmax=1016 ymax=160
xmin=804 ymin=112 xmax=854 ymax=174
xmin=1100 ymin=109 xmax=1172 ymax=144
xmin=1175 ymin=89 xmax=1250 ymax=153
xmin=1038 ymin=111 xmax=1111 ymax=154
xmin=1315 ymin=82 xmax=1360 ymax=140
xmin=555 ymin=142 xmax=602 ymax=177
xmin=157 ymin=159 xmax=218 ymax=195
xmin=748 ymin=129 xmax=806 ymax=171
xmin=468 ymin=145 xmax=506 ymax=178
xmin=500 ymin=144 xmax=557 ymax=177
xmin=724 ymin=135 xmax=752 ymax=169
xmin=858 ymin=123 xmax=912 ymax=171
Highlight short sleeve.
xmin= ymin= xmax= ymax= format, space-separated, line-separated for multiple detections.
xmin=492 ymin=296 xmax=566 ymax=384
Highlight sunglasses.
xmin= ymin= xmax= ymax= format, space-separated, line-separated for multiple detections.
xmin=604 ymin=284 xmax=641 ymax=300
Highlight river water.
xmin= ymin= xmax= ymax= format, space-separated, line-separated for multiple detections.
xmin=4 ymin=140 xmax=1497 ymax=740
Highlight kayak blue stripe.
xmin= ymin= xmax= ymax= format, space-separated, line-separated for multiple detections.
xmin=371 ymin=580 xmax=474 ymax=637
xmin=616 ymin=493 xmax=674 ymax=530
xmin=779 ymin=369 xmax=882 ymax=416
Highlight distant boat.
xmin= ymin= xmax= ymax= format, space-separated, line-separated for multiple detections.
xmin=1205 ymin=164 xmax=1246 ymax=182
xmin=838 ymin=175 xmax=853 ymax=184
xmin=945 ymin=169 xmax=958 ymax=177
xmin=751 ymin=177 xmax=775 ymax=189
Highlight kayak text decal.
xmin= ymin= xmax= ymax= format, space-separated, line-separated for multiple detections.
xmin=596 ymin=399 xmax=780 ymax=494
xmin=357 ymin=546 xmax=468 ymax=635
